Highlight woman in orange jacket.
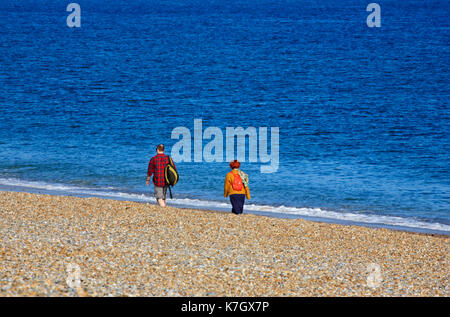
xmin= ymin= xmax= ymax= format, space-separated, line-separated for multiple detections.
xmin=224 ymin=160 xmax=250 ymax=214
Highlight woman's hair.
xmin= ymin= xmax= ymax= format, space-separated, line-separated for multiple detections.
xmin=229 ymin=160 xmax=240 ymax=169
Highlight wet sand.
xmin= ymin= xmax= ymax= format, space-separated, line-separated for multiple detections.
xmin=0 ymin=191 xmax=448 ymax=296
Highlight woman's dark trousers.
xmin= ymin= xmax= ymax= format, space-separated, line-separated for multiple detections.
xmin=230 ymin=194 xmax=245 ymax=214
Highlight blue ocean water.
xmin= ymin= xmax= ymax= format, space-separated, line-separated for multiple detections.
xmin=0 ymin=0 xmax=449 ymax=233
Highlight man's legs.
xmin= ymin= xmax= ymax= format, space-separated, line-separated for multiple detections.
xmin=154 ymin=185 xmax=168 ymax=207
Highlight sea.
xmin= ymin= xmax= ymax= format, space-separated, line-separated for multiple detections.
xmin=0 ymin=0 xmax=449 ymax=235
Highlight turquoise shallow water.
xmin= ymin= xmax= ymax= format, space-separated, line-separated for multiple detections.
xmin=0 ymin=0 xmax=448 ymax=232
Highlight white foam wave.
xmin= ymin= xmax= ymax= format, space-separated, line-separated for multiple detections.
xmin=0 ymin=177 xmax=448 ymax=234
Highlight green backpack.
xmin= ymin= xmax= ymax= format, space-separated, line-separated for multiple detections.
xmin=164 ymin=156 xmax=178 ymax=198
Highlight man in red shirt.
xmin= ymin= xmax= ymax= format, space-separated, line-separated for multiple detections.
xmin=146 ymin=144 xmax=175 ymax=207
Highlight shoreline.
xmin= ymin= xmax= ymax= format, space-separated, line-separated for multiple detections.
xmin=6 ymin=187 xmax=447 ymax=239
xmin=0 ymin=182 xmax=449 ymax=237
xmin=0 ymin=190 xmax=448 ymax=296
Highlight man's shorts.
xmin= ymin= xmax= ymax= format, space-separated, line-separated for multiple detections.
xmin=154 ymin=185 xmax=168 ymax=200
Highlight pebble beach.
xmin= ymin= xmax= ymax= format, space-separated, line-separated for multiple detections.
xmin=0 ymin=191 xmax=448 ymax=297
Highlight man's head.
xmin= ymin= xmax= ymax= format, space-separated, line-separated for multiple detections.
xmin=156 ymin=144 xmax=165 ymax=154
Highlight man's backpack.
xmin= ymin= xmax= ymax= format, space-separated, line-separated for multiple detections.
xmin=164 ymin=156 xmax=178 ymax=198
